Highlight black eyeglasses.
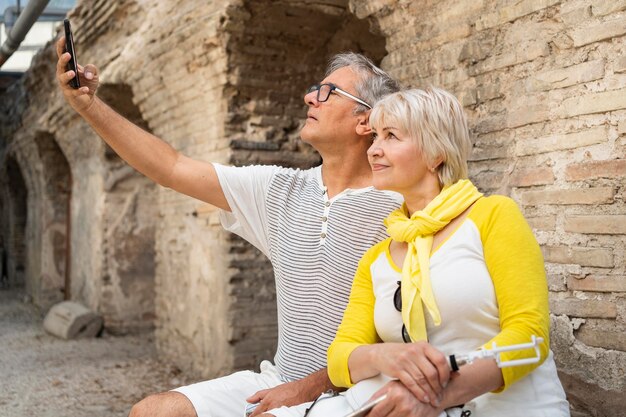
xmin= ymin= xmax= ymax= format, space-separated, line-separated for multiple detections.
xmin=306 ymin=83 xmax=372 ymax=109
xmin=394 ymin=281 xmax=412 ymax=343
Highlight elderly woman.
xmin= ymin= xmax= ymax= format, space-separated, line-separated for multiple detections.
xmin=263 ymin=88 xmax=569 ymax=417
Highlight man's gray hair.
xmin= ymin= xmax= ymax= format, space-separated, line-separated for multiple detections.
xmin=326 ymin=52 xmax=401 ymax=114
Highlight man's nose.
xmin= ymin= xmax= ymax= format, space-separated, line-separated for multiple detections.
xmin=304 ymin=90 xmax=319 ymax=107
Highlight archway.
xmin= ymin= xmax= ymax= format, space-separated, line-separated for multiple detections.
xmin=2 ymin=156 xmax=28 ymax=289
xmin=223 ymin=0 xmax=388 ymax=370
xmin=33 ymin=132 xmax=72 ymax=308
xmin=96 ymin=83 xmax=157 ymax=334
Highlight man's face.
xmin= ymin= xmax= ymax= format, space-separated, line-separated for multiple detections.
xmin=300 ymin=67 xmax=365 ymax=147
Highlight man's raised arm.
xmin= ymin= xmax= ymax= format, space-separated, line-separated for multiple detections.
xmin=55 ymin=36 xmax=229 ymax=211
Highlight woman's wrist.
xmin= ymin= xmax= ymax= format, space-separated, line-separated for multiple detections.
xmin=348 ymin=344 xmax=382 ymax=383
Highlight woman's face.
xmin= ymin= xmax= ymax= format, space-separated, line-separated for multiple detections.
xmin=367 ymin=123 xmax=433 ymax=195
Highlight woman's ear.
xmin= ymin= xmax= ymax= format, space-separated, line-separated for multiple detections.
xmin=434 ymin=157 xmax=445 ymax=170
xmin=429 ymin=155 xmax=445 ymax=172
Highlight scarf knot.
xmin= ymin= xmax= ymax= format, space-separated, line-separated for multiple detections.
xmin=384 ymin=179 xmax=483 ymax=342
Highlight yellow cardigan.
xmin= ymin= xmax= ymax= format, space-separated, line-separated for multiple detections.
xmin=327 ymin=196 xmax=550 ymax=393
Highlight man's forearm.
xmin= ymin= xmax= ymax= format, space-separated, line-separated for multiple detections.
xmin=300 ymin=368 xmax=340 ymax=398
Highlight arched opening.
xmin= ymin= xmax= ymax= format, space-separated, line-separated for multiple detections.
xmin=95 ymin=83 xmax=157 ymax=334
xmin=2 ymin=156 xmax=28 ymax=289
xmin=33 ymin=132 xmax=71 ymax=307
xmin=223 ymin=0 xmax=388 ymax=370
xmin=226 ymin=0 xmax=387 ymax=168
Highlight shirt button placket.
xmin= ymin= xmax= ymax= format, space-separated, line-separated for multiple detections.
xmin=321 ymin=189 xmax=330 ymax=244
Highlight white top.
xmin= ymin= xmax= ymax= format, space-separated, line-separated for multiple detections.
xmin=370 ymin=220 xmax=569 ymax=416
xmin=214 ymin=164 xmax=403 ymax=380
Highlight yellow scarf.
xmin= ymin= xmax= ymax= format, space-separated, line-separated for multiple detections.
xmin=384 ymin=179 xmax=483 ymax=342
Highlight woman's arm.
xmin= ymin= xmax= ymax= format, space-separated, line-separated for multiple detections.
xmin=348 ymin=342 xmax=450 ymax=407
xmin=470 ymin=196 xmax=551 ymax=391
xmin=365 ymin=359 xmax=503 ymax=417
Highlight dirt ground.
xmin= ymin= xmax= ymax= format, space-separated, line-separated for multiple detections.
xmin=0 ymin=288 xmax=195 ymax=417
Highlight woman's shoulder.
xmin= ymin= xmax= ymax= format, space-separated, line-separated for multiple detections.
xmin=468 ymin=194 xmax=525 ymax=229
xmin=360 ymin=237 xmax=393 ymax=265
xmin=471 ymin=194 xmax=521 ymax=216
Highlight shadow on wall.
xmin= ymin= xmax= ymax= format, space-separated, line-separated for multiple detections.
xmin=222 ymin=0 xmax=389 ymax=371
xmin=97 ymin=82 xmax=157 ymax=335
xmin=33 ymin=131 xmax=71 ymax=309
xmin=1 ymin=155 xmax=27 ymax=290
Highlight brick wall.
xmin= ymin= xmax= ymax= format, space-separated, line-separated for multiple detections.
xmin=355 ymin=1 xmax=625 ymax=415
xmin=221 ymin=0 xmax=387 ymax=372
xmin=0 ymin=0 xmax=624 ymax=414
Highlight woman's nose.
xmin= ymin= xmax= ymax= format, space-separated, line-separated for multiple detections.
xmin=367 ymin=141 xmax=382 ymax=157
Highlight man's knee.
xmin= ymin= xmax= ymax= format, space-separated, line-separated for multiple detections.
xmin=129 ymin=391 xmax=197 ymax=417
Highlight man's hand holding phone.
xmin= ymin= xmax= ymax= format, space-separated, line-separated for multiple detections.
xmin=55 ymin=20 xmax=99 ymax=113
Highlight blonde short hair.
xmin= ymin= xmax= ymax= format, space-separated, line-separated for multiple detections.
xmin=370 ymin=87 xmax=472 ymax=187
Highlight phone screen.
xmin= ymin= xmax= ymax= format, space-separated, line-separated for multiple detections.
xmin=63 ymin=19 xmax=80 ymax=89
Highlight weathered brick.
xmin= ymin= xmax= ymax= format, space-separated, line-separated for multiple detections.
xmin=543 ymin=246 xmax=614 ymax=268
xmin=476 ymin=83 xmax=502 ymax=102
xmin=614 ymin=55 xmax=626 ymax=73
xmin=565 ymin=215 xmax=626 ymax=234
xmin=471 ymin=169 xmax=511 ymax=191
xmin=550 ymin=298 xmax=617 ymax=318
xmin=506 ymin=104 xmax=550 ymax=129
xmin=469 ymin=145 xmax=509 ymax=161
xmin=351 ymin=0 xmax=396 ymax=19
xmin=570 ymin=16 xmax=626 ymax=47
xmin=515 ymin=126 xmax=606 ymax=156
xmin=560 ymin=89 xmax=626 ymax=117
xmin=592 ymin=0 xmax=626 ymax=17
xmin=522 ymin=187 xmax=614 ymax=206
xmin=525 ymin=59 xmax=605 ymax=92
xmin=510 ymin=167 xmax=555 ymax=187
xmin=547 ymin=274 xmax=567 ymax=292
xmin=560 ymin=5 xmax=592 ymax=26
xmin=475 ymin=0 xmax=560 ymax=31
xmin=568 ymin=275 xmax=626 ymax=292
xmin=565 ymin=159 xmax=626 ymax=181
xmin=471 ymin=41 xmax=549 ymax=76
xmin=527 ymin=215 xmax=556 ymax=231
xmin=576 ymin=323 xmax=626 ymax=351
xmin=474 ymin=115 xmax=508 ymax=135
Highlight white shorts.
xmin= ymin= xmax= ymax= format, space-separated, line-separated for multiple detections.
xmin=173 ymin=360 xmax=288 ymax=417
xmin=266 ymin=375 xmax=452 ymax=417
xmin=267 ymin=374 xmax=391 ymax=417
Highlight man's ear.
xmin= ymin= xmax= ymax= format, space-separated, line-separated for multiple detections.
xmin=355 ymin=112 xmax=372 ymax=137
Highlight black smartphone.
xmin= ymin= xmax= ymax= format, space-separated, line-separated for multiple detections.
xmin=63 ymin=19 xmax=80 ymax=89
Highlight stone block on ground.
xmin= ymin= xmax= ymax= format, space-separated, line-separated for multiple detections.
xmin=43 ymin=301 xmax=103 ymax=339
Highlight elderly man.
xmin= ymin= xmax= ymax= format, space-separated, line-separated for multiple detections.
xmin=56 ymin=39 xmax=401 ymax=417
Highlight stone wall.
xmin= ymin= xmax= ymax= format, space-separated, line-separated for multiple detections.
xmin=0 ymin=0 xmax=159 ymax=329
xmin=352 ymin=1 xmax=625 ymax=415
xmin=0 ymin=0 xmax=624 ymax=415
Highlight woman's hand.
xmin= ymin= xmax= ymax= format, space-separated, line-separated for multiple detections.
xmin=368 ymin=380 xmax=444 ymax=417
xmin=368 ymin=342 xmax=450 ymax=407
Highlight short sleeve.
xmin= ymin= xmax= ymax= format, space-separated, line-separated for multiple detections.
xmin=214 ymin=164 xmax=279 ymax=258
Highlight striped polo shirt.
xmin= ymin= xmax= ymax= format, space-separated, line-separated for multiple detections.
xmin=215 ymin=164 xmax=403 ymax=381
